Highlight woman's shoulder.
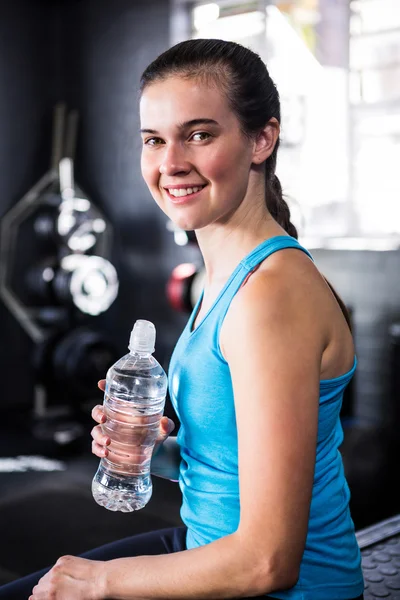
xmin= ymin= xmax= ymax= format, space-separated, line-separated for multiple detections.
xmin=221 ymin=248 xmax=327 ymax=352
xmin=238 ymin=244 xmax=327 ymax=315
xmin=221 ymin=245 xmax=354 ymax=378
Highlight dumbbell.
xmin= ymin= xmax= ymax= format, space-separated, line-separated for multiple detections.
xmin=166 ymin=264 xmax=205 ymax=313
xmin=26 ymin=254 xmax=119 ymax=316
xmin=33 ymin=327 xmax=118 ymax=402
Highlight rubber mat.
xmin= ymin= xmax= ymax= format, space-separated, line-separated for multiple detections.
xmin=357 ymin=514 xmax=400 ymax=598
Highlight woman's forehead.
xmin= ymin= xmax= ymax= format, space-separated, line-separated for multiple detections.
xmin=139 ymin=76 xmax=232 ymax=126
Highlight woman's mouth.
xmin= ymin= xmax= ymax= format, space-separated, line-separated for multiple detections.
xmin=164 ymin=185 xmax=207 ymax=203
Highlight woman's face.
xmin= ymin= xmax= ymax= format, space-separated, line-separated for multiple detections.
xmin=139 ymin=75 xmax=256 ymax=231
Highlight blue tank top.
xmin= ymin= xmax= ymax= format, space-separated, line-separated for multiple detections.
xmin=168 ymin=236 xmax=364 ymax=599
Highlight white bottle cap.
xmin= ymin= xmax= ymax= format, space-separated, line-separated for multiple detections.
xmin=128 ymin=319 xmax=155 ymax=354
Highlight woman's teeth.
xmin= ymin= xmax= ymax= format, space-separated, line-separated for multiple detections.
xmin=168 ymin=186 xmax=203 ymax=198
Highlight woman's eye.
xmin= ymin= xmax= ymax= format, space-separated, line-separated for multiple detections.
xmin=145 ymin=137 xmax=163 ymax=146
xmin=191 ymin=132 xmax=211 ymax=142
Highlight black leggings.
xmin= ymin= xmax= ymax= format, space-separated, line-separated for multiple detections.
xmin=0 ymin=526 xmax=364 ymax=600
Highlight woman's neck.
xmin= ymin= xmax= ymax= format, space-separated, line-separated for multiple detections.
xmin=195 ymin=204 xmax=286 ymax=287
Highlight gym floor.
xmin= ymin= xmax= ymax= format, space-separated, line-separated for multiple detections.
xmin=0 ymin=410 xmax=183 ymax=586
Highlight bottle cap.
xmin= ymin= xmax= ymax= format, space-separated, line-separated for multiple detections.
xmin=128 ymin=319 xmax=155 ymax=354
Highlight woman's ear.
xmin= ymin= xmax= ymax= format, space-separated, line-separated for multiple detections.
xmin=252 ymin=117 xmax=280 ymax=164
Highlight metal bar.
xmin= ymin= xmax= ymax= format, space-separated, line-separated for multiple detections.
xmin=0 ymin=288 xmax=44 ymax=343
xmin=59 ymin=157 xmax=75 ymax=200
xmin=65 ymin=109 xmax=79 ymax=160
xmin=51 ymin=103 xmax=67 ymax=171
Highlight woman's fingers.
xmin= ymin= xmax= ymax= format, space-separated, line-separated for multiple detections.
xmin=91 ymin=424 xmax=110 ymax=444
xmin=92 ymin=439 xmax=109 ymax=458
xmin=91 ymin=424 xmax=110 ymax=458
xmin=91 ymin=401 xmax=175 ymax=461
xmin=91 ymin=404 xmax=106 ymax=424
xmin=97 ymin=379 xmax=106 ymax=392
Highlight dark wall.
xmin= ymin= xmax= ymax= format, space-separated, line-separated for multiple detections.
xmin=0 ymin=0 xmax=198 ymax=412
xmin=313 ymin=248 xmax=400 ymax=528
xmin=312 ymin=248 xmax=400 ymax=426
xmin=0 ymin=1 xmax=58 ymax=408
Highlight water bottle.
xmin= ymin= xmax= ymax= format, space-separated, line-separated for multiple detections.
xmin=92 ymin=319 xmax=168 ymax=512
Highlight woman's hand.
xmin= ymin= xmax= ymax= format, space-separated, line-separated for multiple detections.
xmin=29 ymin=555 xmax=105 ymax=600
xmin=91 ymin=380 xmax=175 ymax=460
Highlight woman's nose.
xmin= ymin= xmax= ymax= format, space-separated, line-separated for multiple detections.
xmin=159 ymin=144 xmax=191 ymax=176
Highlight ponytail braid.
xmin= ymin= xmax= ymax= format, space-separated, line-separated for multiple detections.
xmin=268 ymin=174 xmax=298 ymax=239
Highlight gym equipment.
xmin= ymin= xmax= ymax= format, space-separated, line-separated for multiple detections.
xmin=389 ymin=323 xmax=400 ymax=428
xmin=357 ymin=514 xmax=400 ymax=598
xmin=33 ymin=327 xmax=117 ymax=403
xmin=0 ymin=103 xmax=119 ymax=448
xmin=166 ymin=263 xmax=205 ymax=313
xmin=31 ymin=326 xmax=118 ymax=449
xmin=166 ymin=263 xmax=197 ymax=313
xmin=0 ymin=104 xmax=118 ymax=339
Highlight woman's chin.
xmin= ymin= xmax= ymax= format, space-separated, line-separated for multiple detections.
xmin=169 ymin=214 xmax=203 ymax=232
xmin=174 ymin=220 xmax=197 ymax=232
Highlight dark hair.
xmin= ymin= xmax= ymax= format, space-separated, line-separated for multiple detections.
xmin=140 ymin=39 xmax=351 ymax=331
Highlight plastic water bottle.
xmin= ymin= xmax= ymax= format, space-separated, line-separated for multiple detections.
xmin=92 ymin=319 xmax=168 ymax=512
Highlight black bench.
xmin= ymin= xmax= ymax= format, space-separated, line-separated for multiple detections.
xmin=357 ymin=514 xmax=400 ymax=598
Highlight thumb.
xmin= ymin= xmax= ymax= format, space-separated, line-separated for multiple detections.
xmin=160 ymin=417 xmax=175 ymax=438
xmin=153 ymin=418 xmax=175 ymax=453
xmin=152 ymin=418 xmax=174 ymax=458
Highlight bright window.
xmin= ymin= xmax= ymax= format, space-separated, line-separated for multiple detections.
xmin=170 ymin=0 xmax=400 ymax=244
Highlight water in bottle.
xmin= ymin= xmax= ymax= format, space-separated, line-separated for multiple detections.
xmin=92 ymin=319 xmax=168 ymax=512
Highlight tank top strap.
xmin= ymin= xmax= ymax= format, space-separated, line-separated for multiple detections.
xmin=240 ymin=235 xmax=314 ymax=272
xmin=226 ymin=235 xmax=313 ymax=300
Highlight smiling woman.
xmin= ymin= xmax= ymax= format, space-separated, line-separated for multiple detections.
xmin=1 ymin=38 xmax=364 ymax=600
xmin=139 ymin=77 xmax=263 ymax=233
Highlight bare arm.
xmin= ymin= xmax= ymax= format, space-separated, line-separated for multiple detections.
xmin=103 ymin=532 xmax=279 ymax=599
xmin=220 ymin=265 xmax=323 ymax=585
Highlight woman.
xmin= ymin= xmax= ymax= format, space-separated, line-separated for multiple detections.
xmin=3 ymin=38 xmax=364 ymax=599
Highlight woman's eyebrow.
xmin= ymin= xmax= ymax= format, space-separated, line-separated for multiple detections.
xmin=140 ymin=118 xmax=219 ymax=135
xmin=178 ymin=118 xmax=219 ymax=129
